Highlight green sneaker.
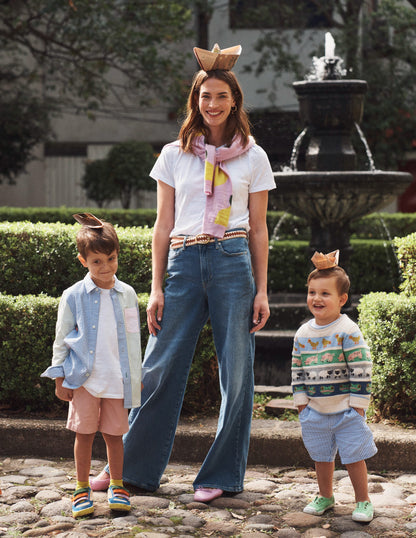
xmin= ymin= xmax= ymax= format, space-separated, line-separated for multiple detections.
xmin=352 ymin=501 xmax=374 ymax=522
xmin=303 ymin=495 xmax=335 ymax=515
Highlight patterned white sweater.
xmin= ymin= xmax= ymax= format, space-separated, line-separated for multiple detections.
xmin=291 ymin=314 xmax=372 ymax=414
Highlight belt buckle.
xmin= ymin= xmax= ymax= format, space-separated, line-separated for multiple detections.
xmin=195 ymin=234 xmax=211 ymax=244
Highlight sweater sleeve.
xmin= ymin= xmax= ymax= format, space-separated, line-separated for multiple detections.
xmin=40 ymin=292 xmax=76 ymax=379
xmin=343 ymin=327 xmax=372 ymax=409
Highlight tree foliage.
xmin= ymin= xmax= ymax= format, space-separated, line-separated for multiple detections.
xmin=0 ymin=0 xmax=194 ymax=183
xmin=0 ymin=90 xmax=50 ymax=184
xmin=241 ymin=0 xmax=416 ymax=170
xmin=107 ymin=140 xmax=156 ymax=209
xmin=81 ymin=159 xmax=117 ymax=208
xmin=81 ymin=141 xmax=156 ymax=209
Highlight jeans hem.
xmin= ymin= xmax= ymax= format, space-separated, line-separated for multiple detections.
xmin=122 ymin=474 xmax=159 ymax=492
xmin=193 ymin=483 xmax=244 ymax=493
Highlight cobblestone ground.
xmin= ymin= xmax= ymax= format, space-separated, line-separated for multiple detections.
xmin=1 ymin=457 xmax=416 ymax=537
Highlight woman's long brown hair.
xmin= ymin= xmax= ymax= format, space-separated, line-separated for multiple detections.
xmin=179 ymin=69 xmax=252 ymax=153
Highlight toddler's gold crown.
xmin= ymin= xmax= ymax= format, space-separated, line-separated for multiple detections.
xmin=311 ymin=249 xmax=339 ymax=270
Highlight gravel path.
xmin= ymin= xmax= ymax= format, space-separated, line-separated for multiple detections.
xmin=1 ymin=457 xmax=416 ymax=537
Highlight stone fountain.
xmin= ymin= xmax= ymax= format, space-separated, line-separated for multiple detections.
xmin=271 ymin=33 xmax=413 ymax=266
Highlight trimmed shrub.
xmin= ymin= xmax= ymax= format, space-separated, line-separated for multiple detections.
xmin=266 ymin=211 xmax=416 ymax=241
xmin=268 ymin=241 xmax=310 ymax=292
xmin=0 ymin=223 xmax=403 ymax=296
xmin=395 ymin=232 xmax=416 ymax=296
xmin=0 ymin=293 xmax=218 ymax=414
xmin=0 ymin=293 xmax=58 ymax=411
xmin=352 ymin=213 xmax=416 ymax=240
xmin=348 ymin=240 xmax=402 ymax=293
xmin=268 ymin=239 xmax=402 ymax=294
xmin=0 ymin=207 xmax=157 ymax=228
xmin=2 ymin=207 xmax=416 ymax=241
xmin=0 ymin=222 xmax=152 ymax=296
xmin=267 ymin=212 xmax=309 ymax=240
xmin=358 ymin=292 xmax=416 ymax=421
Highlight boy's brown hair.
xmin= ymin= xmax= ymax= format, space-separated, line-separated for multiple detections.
xmin=76 ymin=221 xmax=120 ymax=260
xmin=307 ymin=266 xmax=350 ymax=296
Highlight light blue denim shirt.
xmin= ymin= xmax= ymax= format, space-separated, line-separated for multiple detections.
xmin=41 ymin=273 xmax=142 ymax=408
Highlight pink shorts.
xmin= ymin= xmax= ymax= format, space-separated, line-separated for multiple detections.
xmin=67 ymin=386 xmax=129 ymax=436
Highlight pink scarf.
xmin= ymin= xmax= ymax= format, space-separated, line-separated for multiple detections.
xmin=192 ymin=134 xmax=255 ymax=238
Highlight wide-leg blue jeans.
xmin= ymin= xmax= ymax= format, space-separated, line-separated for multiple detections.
xmin=122 ymin=235 xmax=256 ymax=492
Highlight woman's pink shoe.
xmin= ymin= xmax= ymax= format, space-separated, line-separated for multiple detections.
xmin=90 ymin=470 xmax=110 ymax=491
xmin=194 ymin=488 xmax=223 ymax=502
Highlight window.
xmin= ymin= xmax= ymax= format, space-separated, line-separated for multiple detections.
xmin=229 ymin=0 xmax=334 ymax=30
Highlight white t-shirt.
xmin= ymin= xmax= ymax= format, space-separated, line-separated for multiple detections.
xmin=150 ymin=140 xmax=276 ymax=237
xmin=83 ymin=288 xmax=123 ymax=399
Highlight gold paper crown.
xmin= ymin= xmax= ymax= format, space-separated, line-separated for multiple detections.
xmin=193 ymin=43 xmax=242 ymax=71
xmin=311 ymin=249 xmax=340 ymax=270
xmin=73 ymin=212 xmax=104 ymax=229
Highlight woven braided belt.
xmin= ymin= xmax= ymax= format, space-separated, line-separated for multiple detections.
xmin=170 ymin=230 xmax=247 ymax=249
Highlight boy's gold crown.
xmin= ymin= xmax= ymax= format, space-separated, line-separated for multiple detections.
xmin=193 ymin=43 xmax=242 ymax=71
xmin=311 ymin=249 xmax=339 ymax=270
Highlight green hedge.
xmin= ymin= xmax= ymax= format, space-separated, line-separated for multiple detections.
xmin=268 ymin=239 xmax=402 ymax=294
xmin=267 ymin=211 xmax=416 ymax=241
xmin=2 ymin=207 xmax=416 ymax=240
xmin=358 ymin=292 xmax=416 ymax=421
xmin=0 ymin=293 xmax=218 ymax=414
xmin=0 ymin=222 xmax=404 ymax=295
xmin=0 ymin=222 xmax=153 ymax=296
xmin=0 ymin=206 xmax=157 ymax=228
xmin=395 ymin=232 xmax=416 ymax=296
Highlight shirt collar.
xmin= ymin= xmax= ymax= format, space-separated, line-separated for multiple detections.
xmin=84 ymin=273 xmax=123 ymax=293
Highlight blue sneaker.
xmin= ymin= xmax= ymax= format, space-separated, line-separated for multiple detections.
xmin=72 ymin=487 xmax=93 ymax=518
xmin=107 ymin=484 xmax=131 ymax=511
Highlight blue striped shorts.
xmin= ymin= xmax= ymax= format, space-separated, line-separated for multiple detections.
xmin=299 ymin=406 xmax=377 ymax=464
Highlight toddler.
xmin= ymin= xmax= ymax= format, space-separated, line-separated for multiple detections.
xmin=291 ymin=250 xmax=377 ymax=522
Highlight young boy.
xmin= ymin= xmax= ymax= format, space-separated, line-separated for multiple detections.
xmin=291 ymin=250 xmax=377 ymax=523
xmin=42 ymin=213 xmax=141 ymax=518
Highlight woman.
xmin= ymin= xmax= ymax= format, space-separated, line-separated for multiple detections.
xmin=92 ymin=44 xmax=275 ymax=502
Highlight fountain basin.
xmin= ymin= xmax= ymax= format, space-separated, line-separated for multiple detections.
xmin=272 ymin=170 xmax=412 ymax=224
xmin=294 ymin=80 xmax=367 ymax=131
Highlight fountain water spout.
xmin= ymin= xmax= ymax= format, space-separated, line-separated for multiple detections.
xmin=325 ymin=32 xmax=335 ymax=58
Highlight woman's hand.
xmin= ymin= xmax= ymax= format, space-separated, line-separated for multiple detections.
xmin=250 ymin=291 xmax=270 ymax=333
xmin=297 ymin=404 xmax=307 ymax=413
xmin=352 ymin=407 xmax=365 ymax=416
xmin=55 ymin=377 xmax=73 ymax=402
xmin=248 ymin=191 xmax=270 ymax=334
xmin=146 ymin=180 xmax=174 ymax=337
xmin=146 ymin=289 xmax=165 ymax=336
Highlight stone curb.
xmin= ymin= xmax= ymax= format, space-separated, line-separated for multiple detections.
xmin=1 ymin=417 xmax=416 ymax=472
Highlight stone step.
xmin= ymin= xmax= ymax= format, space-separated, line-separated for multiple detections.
xmin=267 ymin=294 xmax=360 ymax=330
xmin=268 ymin=303 xmax=309 ymax=330
xmin=254 ymin=330 xmax=294 ymax=386
xmin=265 ymin=398 xmax=296 ymax=417
xmin=254 ymin=385 xmax=292 ymax=397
